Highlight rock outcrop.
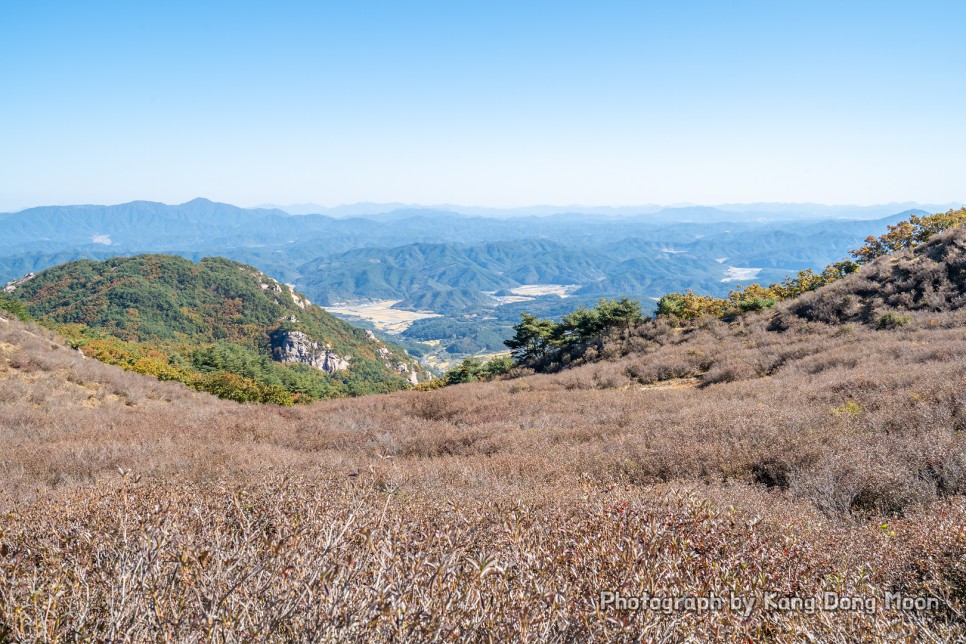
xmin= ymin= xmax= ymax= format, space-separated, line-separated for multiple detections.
xmin=3 ymin=273 xmax=36 ymax=293
xmin=269 ymin=329 xmax=350 ymax=373
xmin=402 ymin=365 xmax=420 ymax=386
xmin=268 ymin=320 xmax=421 ymax=384
xmin=377 ymin=345 xmax=420 ymax=385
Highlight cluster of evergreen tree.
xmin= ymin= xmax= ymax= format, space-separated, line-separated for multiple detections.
xmin=426 ymin=297 xmax=644 ymax=386
xmin=190 ymin=342 xmax=344 ymax=400
xmin=441 ymin=355 xmax=516 ymax=385
xmin=505 ymin=297 xmax=643 ymax=364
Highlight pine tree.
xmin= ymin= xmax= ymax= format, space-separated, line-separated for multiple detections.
xmin=505 ymin=313 xmax=556 ymax=362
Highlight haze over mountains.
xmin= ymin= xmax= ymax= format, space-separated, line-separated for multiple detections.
xmin=259 ymin=201 xmax=961 ymax=219
xmin=5 ymin=198 xmax=954 ymax=286
xmin=3 ymin=197 xmax=960 ymax=363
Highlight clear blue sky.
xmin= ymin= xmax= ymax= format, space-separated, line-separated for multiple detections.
xmin=1 ymin=1 xmax=964 ymax=211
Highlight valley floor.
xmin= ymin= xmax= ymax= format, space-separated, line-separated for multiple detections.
xmin=323 ymin=299 xmax=440 ymax=334
xmin=0 ymin=309 xmax=964 ymax=641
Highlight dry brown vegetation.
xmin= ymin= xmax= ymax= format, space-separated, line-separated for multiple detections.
xmin=781 ymin=222 xmax=966 ymax=327
xmin=1 ymin=229 xmax=965 ymax=641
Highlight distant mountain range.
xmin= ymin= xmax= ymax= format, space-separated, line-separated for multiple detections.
xmin=0 ymin=197 xmax=930 ymax=303
xmin=2 ymin=197 xmax=960 ymax=359
xmin=257 ymin=201 xmax=962 ymax=220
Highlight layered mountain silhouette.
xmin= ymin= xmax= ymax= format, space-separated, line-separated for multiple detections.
xmin=2 ymin=198 xmax=954 ymax=359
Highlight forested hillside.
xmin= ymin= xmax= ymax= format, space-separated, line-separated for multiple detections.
xmin=4 ymin=255 xmax=421 ymax=403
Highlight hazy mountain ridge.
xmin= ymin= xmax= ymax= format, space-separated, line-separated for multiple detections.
xmin=1 ymin=198 xmax=953 ymax=361
xmin=259 ymin=201 xmax=961 ymax=220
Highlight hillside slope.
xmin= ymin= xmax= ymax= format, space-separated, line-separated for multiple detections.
xmin=5 ymin=254 xmax=422 ymax=401
xmin=779 ymin=223 xmax=966 ymax=326
xmin=539 ymin=222 xmax=966 ymax=378
xmin=0 ymin=228 xmax=964 ymax=641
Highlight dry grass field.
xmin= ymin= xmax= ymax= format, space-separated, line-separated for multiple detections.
xmin=1 ymin=230 xmax=965 ymax=641
xmin=322 ymin=300 xmax=440 ymax=334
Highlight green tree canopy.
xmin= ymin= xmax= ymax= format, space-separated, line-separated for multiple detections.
xmin=505 ymin=313 xmax=556 ymax=362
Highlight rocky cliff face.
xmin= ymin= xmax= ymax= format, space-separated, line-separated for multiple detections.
xmin=269 ymin=329 xmax=351 ymax=373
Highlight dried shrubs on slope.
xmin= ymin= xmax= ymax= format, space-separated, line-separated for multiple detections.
xmin=1 ymin=283 xmax=965 ymax=639
xmin=1 ymin=475 xmax=964 ymax=642
xmin=778 ymin=224 xmax=966 ymax=327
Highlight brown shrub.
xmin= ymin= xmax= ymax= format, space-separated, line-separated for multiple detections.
xmin=0 ymin=475 xmax=963 ymax=642
xmin=1 ymin=295 xmax=965 ymax=640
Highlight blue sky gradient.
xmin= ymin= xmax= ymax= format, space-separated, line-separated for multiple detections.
xmin=2 ymin=1 xmax=964 ymax=210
